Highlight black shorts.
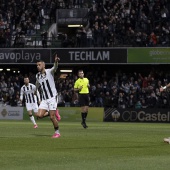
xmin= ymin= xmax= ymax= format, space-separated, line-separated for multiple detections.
xmin=79 ymin=94 xmax=89 ymax=107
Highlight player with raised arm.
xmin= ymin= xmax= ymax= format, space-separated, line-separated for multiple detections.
xmin=35 ymin=54 xmax=61 ymax=138
xmin=160 ymin=83 xmax=170 ymax=92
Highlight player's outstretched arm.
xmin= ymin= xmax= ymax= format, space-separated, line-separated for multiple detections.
xmin=160 ymin=83 xmax=170 ymax=92
xmin=52 ymin=54 xmax=60 ymax=73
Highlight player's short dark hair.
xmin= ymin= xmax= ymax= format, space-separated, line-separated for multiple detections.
xmin=24 ymin=76 xmax=29 ymax=79
xmin=36 ymin=59 xmax=44 ymax=63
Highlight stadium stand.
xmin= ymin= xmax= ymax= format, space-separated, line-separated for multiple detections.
xmin=0 ymin=0 xmax=170 ymax=48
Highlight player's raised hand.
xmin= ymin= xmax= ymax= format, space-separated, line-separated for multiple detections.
xmin=55 ymin=54 xmax=60 ymax=62
xmin=160 ymin=86 xmax=164 ymax=92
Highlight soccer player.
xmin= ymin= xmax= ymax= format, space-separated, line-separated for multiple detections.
xmin=20 ymin=77 xmax=39 ymax=128
xmin=160 ymin=84 xmax=170 ymax=144
xmin=35 ymin=54 xmax=61 ymax=138
xmin=74 ymin=70 xmax=90 ymax=128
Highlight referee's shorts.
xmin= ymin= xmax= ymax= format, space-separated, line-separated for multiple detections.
xmin=79 ymin=93 xmax=89 ymax=107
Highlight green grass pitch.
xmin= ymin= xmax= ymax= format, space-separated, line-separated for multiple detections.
xmin=0 ymin=120 xmax=170 ymax=170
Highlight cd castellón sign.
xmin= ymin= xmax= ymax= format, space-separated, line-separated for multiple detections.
xmin=104 ymin=108 xmax=170 ymax=122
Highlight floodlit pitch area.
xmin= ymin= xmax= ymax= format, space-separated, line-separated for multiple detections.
xmin=0 ymin=121 xmax=170 ymax=170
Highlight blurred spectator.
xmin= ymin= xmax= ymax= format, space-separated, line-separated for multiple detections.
xmin=4 ymin=28 xmax=11 ymax=47
xmin=141 ymin=98 xmax=148 ymax=109
xmin=127 ymin=94 xmax=136 ymax=108
xmin=58 ymin=91 xmax=65 ymax=107
xmin=135 ymin=100 xmax=142 ymax=109
xmin=63 ymin=90 xmax=72 ymax=107
xmin=27 ymin=23 xmax=36 ymax=36
xmin=14 ymin=31 xmax=26 ymax=48
xmin=118 ymin=92 xmax=126 ymax=109
xmin=93 ymin=24 xmax=101 ymax=47
xmin=0 ymin=29 xmax=5 ymax=47
xmin=41 ymin=29 xmax=48 ymax=48
xmin=148 ymin=32 xmax=157 ymax=47
xmin=71 ymin=91 xmax=79 ymax=106
xmin=94 ymin=83 xmax=103 ymax=107
xmin=86 ymin=27 xmax=93 ymax=47
xmin=75 ymin=28 xmax=82 ymax=47
xmin=146 ymin=92 xmax=157 ymax=108
xmin=103 ymin=91 xmax=113 ymax=107
xmin=80 ymin=27 xmax=87 ymax=47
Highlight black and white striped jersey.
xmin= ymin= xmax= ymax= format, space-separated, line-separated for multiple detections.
xmin=20 ymin=83 xmax=38 ymax=103
xmin=36 ymin=67 xmax=57 ymax=100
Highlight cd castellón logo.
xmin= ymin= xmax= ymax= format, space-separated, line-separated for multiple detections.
xmin=111 ymin=110 xmax=121 ymax=121
xmin=1 ymin=108 xmax=7 ymax=117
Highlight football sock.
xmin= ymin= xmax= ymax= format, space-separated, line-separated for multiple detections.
xmin=81 ymin=112 xmax=86 ymax=123
xmin=29 ymin=115 xmax=36 ymax=125
xmin=54 ymin=126 xmax=59 ymax=130
xmin=85 ymin=112 xmax=88 ymax=118
xmin=54 ymin=127 xmax=59 ymax=134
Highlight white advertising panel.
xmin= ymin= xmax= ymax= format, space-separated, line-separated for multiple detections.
xmin=0 ymin=106 xmax=23 ymax=120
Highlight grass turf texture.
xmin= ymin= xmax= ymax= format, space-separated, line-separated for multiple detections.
xmin=0 ymin=121 xmax=170 ymax=170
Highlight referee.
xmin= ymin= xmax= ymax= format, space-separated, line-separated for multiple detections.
xmin=74 ymin=70 xmax=90 ymax=128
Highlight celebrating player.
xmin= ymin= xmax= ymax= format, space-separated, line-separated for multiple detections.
xmin=35 ymin=54 xmax=61 ymax=138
